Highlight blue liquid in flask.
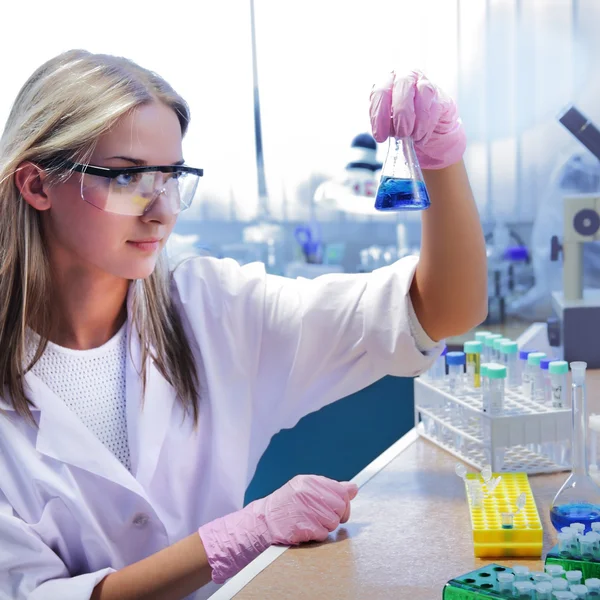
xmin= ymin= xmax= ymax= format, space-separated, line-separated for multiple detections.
xmin=374 ymin=176 xmax=430 ymax=211
xmin=550 ymin=503 xmax=600 ymax=532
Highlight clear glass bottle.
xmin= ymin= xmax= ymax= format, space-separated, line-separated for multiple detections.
xmin=374 ymin=138 xmax=430 ymax=211
xmin=550 ymin=362 xmax=600 ymax=532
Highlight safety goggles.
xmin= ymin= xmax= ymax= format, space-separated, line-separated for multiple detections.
xmin=64 ymin=161 xmax=204 ymax=216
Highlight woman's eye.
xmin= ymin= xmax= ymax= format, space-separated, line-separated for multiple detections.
xmin=115 ymin=173 xmax=138 ymax=186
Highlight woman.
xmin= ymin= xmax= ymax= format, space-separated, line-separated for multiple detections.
xmin=0 ymin=50 xmax=486 ymax=599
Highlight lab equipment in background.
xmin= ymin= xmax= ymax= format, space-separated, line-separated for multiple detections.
xmin=416 ymin=334 xmax=572 ymax=473
xmin=374 ymin=137 xmax=430 ymax=211
xmin=313 ymin=133 xmax=383 ymax=215
xmin=242 ymin=221 xmax=285 ymax=275
xmin=294 ymin=224 xmax=322 ymax=264
xmin=547 ymin=317 xmax=564 ymax=360
xmin=550 ymin=362 xmax=600 ymax=532
xmin=357 ymin=244 xmax=401 ymax=272
xmin=550 ymin=361 xmax=570 ymax=409
xmin=464 ymin=341 xmax=482 ymax=388
xmin=501 ymin=341 xmax=520 ymax=389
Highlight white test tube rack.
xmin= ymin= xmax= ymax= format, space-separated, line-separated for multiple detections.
xmin=414 ymin=376 xmax=572 ymax=474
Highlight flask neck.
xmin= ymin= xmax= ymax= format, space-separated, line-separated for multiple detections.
xmin=572 ymin=380 xmax=588 ymax=475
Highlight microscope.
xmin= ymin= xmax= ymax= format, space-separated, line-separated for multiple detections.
xmin=550 ymin=107 xmax=600 ymax=367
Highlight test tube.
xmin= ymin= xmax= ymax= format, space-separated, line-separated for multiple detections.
xmin=519 ymin=350 xmax=533 ymax=392
xmin=514 ymin=581 xmax=534 ymax=598
xmin=501 ymin=341 xmax=520 ymax=389
xmin=558 ymin=531 xmax=575 ymax=557
xmin=579 ymin=533 xmax=596 ymax=560
xmin=532 ymin=571 xmax=553 ymax=583
xmin=549 ymin=361 xmax=569 ymax=409
xmin=486 ymin=333 xmax=503 ymax=361
xmin=497 ymin=572 xmax=515 ymax=595
xmin=476 ymin=331 xmax=492 ymax=362
xmin=526 ymin=352 xmax=547 ymax=399
xmin=475 ymin=330 xmax=492 ymax=345
xmin=540 ymin=358 xmax=552 ymax=404
xmin=464 ymin=341 xmax=483 ymax=388
xmin=570 ymin=584 xmax=589 ymax=599
xmin=487 ymin=364 xmax=507 ymax=415
xmin=428 ymin=346 xmax=448 ymax=383
xmin=571 ymin=523 xmax=586 ymax=537
xmin=493 ymin=337 xmax=511 ymax=363
xmin=585 ymin=531 xmax=600 ymax=559
xmin=446 ymin=351 xmax=466 ymax=395
xmin=536 ymin=582 xmax=554 ymax=600
xmin=586 ymin=578 xmax=600 ymax=595
xmin=566 ymin=570 xmax=583 ymax=586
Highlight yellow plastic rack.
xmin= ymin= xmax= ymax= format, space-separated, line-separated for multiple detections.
xmin=465 ymin=472 xmax=543 ymax=558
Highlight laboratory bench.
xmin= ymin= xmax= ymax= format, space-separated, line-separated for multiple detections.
xmin=211 ymin=372 xmax=600 ymax=600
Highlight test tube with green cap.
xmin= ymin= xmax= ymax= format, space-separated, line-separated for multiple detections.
xmin=463 ymin=341 xmax=482 ymax=388
xmin=549 ymin=360 xmax=569 ymax=408
xmin=500 ymin=340 xmax=520 ymax=388
xmin=526 ymin=352 xmax=547 ymax=399
xmin=475 ymin=331 xmax=492 ymax=361
xmin=485 ymin=333 xmax=503 ymax=362
xmin=487 ymin=364 xmax=507 ymax=415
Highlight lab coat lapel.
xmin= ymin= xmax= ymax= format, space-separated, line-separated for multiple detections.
xmin=27 ymin=373 xmax=148 ymax=499
xmin=125 ymin=313 xmax=176 ymax=489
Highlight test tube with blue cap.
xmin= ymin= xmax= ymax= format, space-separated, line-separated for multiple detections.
xmin=446 ymin=351 xmax=466 ymax=395
xmin=526 ymin=352 xmax=547 ymax=400
xmin=540 ymin=358 xmax=552 ymax=404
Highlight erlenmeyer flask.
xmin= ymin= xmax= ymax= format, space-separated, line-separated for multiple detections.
xmin=374 ymin=137 xmax=430 ymax=211
xmin=550 ymin=362 xmax=600 ymax=532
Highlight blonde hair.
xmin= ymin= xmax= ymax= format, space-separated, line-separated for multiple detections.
xmin=0 ymin=49 xmax=200 ymax=424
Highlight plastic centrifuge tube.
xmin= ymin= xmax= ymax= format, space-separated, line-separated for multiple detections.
xmin=586 ymin=578 xmax=600 ymax=594
xmin=540 ymin=358 xmax=552 ymax=404
xmin=485 ymin=334 xmax=503 ymax=362
xmin=374 ymin=137 xmax=430 ymax=211
xmin=546 ymin=564 xmax=565 ymax=578
xmin=446 ymin=352 xmax=466 ymax=395
xmin=513 ymin=580 xmax=534 ymax=598
xmin=549 ymin=361 xmax=569 ymax=409
xmin=566 ymin=570 xmax=583 ymax=586
xmin=552 ymin=577 xmax=570 ymax=591
xmin=513 ymin=565 xmax=530 ymax=582
xmin=526 ymin=352 xmax=547 ymax=399
xmin=500 ymin=341 xmax=520 ymax=388
xmin=480 ymin=363 xmax=491 ymax=411
xmin=501 ymin=492 xmax=526 ymax=529
xmin=464 ymin=341 xmax=483 ymax=388
xmin=497 ymin=572 xmax=515 ymax=595
xmin=520 ymin=349 xmax=533 ymax=395
xmin=571 ymin=585 xmax=590 ymax=599
xmin=486 ymin=364 xmax=507 ymax=415
xmin=558 ymin=531 xmax=575 ymax=557
xmin=585 ymin=531 xmax=600 ymax=559
xmin=535 ymin=582 xmax=553 ymax=600
xmin=532 ymin=571 xmax=553 ymax=583
xmin=579 ymin=533 xmax=596 ymax=560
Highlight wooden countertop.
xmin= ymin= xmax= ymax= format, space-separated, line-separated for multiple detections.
xmin=211 ymin=373 xmax=600 ymax=600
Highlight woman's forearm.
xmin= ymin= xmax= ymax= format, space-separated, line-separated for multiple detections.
xmin=410 ymin=160 xmax=488 ymax=341
xmin=91 ymin=533 xmax=212 ymax=600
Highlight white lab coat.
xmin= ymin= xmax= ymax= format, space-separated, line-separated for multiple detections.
xmin=0 ymin=255 xmax=442 ymax=600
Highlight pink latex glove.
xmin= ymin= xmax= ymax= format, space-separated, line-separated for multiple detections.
xmin=198 ymin=474 xmax=358 ymax=584
xmin=369 ymin=69 xmax=466 ymax=170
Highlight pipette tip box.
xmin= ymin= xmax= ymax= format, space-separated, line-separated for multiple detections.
xmin=464 ymin=472 xmax=543 ymax=558
xmin=443 ymin=564 xmax=517 ymax=599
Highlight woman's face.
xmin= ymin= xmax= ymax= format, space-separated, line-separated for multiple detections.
xmin=42 ymin=102 xmax=184 ymax=280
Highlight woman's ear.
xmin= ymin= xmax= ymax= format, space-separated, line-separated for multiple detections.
xmin=15 ymin=162 xmax=51 ymax=211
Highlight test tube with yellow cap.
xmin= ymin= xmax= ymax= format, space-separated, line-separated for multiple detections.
xmin=464 ymin=341 xmax=483 ymax=388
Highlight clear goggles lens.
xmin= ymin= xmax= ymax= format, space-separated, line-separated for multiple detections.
xmin=75 ymin=167 xmax=201 ymax=216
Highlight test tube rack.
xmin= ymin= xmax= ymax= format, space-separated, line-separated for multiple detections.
xmin=546 ymin=545 xmax=600 ymax=580
xmin=463 ymin=472 xmax=543 ymax=558
xmin=414 ymin=377 xmax=572 ymax=474
xmin=443 ymin=564 xmax=515 ymax=599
